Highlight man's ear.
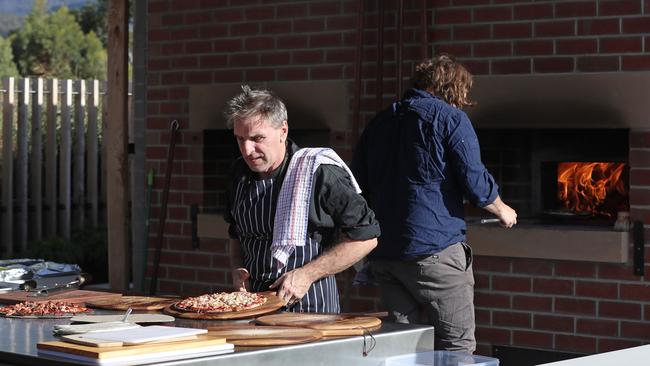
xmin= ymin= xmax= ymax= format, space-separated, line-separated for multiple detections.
xmin=281 ymin=120 xmax=288 ymax=137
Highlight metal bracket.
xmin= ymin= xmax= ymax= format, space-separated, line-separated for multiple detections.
xmin=633 ymin=220 xmax=644 ymax=276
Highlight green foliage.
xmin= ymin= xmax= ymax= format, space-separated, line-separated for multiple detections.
xmin=71 ymin=0 xmax=107 ymax=47
xmin=17 ymin=227 xmax=109 ymax=284
xmin=0 ymin=36 xmax=18 ymax=77
xmin=11 ymin=0 xmax=107 ymax=79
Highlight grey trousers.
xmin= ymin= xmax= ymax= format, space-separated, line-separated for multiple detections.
xmin=370 ymin=242 xmax=476 ymax=353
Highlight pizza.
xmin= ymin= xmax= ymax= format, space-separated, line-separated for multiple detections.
xmin=174 ymin=291 xmax=267 ymax=313
xmin=0 ymin=301 xmax=90 ymax=317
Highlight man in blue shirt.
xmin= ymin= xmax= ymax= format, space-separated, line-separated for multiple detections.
xmin=352 ymin=54 xmax=517 ymax=353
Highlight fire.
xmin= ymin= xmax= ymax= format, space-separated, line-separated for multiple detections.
xmin=557 ymin=162 xmax=627 ymax=216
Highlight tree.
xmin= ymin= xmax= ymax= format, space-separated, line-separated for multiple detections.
xmin=71 ymin=0 xmax=108 ymax=47
xmin=11 ymin=0 xmax=107 ymax=79
xmin=0 ymin=36 xmax=18 ymax=77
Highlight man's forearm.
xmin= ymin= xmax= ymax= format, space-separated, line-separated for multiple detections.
xmin=230 ymin=239 xmax=243 ymax=269
xmin=299 ymin=237 xmax=377 ymax=283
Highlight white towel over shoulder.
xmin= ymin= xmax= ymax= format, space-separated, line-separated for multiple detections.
xmin=271 ymin=148 xmax=361 ymax=269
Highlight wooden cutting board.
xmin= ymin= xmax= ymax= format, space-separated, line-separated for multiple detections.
xmin=71 ymin=314 xmax=175 ymax=324
xmin=163 ymin=292 xmax=284 ymax=320
xmin=38 ymin=335 xmax=228 ymax=359
xmin=255 ymin=313 xmax=382 ymax=336
xmin=85 ymin=296 xmax=178 ymax=311
xmin=0 ymin=289 xmax=121 ymax=305
xmin=206 ymin=325 xmax=322 ymax=346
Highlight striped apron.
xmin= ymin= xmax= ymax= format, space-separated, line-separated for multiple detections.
xmin=231 ymin=176 xmax=340 ymax=313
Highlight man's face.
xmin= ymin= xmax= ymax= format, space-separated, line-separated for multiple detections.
xmin=233 ymin=115 xmax=288 ymax=178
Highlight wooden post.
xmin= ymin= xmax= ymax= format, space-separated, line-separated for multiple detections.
xmin=31 ymin=78 xmax=44 ymax=242
xmin=87 ymin=80 xmax=99 ymax=227
xmin=16 ymin=78 xmax=29 ymax=252
xmin=73 ymin=80 xmax=86 ymax=228
xmin=107 ymin=0 xmax=130 ymax=292
xmin=59 ymin=80 xmax=72 ymax=240
xmin=45 ymin=79 xmax=58 ymax=237
xmin=2 ymin=77 xmax=14 ymax=257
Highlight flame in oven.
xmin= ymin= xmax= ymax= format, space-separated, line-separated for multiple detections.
xmin=557 ymin=162 xmax=627 ymax=217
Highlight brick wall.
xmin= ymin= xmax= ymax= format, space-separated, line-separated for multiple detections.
xmin=144 ymin=0 xmax=650 ymax=355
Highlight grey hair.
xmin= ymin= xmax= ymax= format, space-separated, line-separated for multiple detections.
xmin=224 ymin=85 xmax=288 ymax=129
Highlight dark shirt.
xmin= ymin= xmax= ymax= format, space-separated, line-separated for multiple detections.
xmin=352 ymin=88 xmax=499 ymax=260
xmin=225 ymin=140 xmax=380 ymax=311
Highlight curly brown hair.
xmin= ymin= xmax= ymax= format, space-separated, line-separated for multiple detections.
xmin=412 ymin=54 xmax=476 ymax=109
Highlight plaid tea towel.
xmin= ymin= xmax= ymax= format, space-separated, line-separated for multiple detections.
xmin=271 ymin=148 xmax=361 ymax=269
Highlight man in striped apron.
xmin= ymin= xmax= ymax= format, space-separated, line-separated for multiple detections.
xmin=223 ymin=85 xmax=380 ymax=313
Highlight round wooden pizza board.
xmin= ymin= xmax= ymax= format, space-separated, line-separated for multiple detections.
xmin=163 ymin=292 xmax=284 ymax=320
xmin=85 ymin=296 xmax=178 ymax=311
xmin=255 ymin=313 xmax=382 ymax=336
xmin=207 ymin=325 xmax=321 ymax=346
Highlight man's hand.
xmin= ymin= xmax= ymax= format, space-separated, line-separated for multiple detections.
xmin=231 ymin=267 xmax=250 ymax=292
xmin=483 ymin=195 xmax=517 ymax=228
xmin=269 ymin=267 xmax=313 ymax=306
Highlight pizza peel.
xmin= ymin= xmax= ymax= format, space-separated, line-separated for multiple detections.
xmin=255 ymin=313 xmax=382 ymax=336
xmin=163 ymin=292 xmax=284 ymax=320
xmin=206 ymin=324 xmax=322 ymax=346
xmin=85 ymin=296 xmax=178 ymax=311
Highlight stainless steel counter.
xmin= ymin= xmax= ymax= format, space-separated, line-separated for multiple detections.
xmin=0 ymin=311 xmax=435 ymax=366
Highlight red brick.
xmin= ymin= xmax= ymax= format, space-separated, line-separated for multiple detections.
xmin=474 ymin=292 xmax=511 ymax=308
xmin=557 ymin=39 xmax=597 ymax=54
xmin=148 ymin=29 xmax=170 ymax=42
xmin=535 ymin=20 xmax=575 ymax=37
xmin=474 ymin=256 xmax=511 ymax=272
xmin=465 ymin=60 xmax=490 ymax=75
xmin=513 ymin=295 xmax=552 ymax=312
xmin=623 ymin=17 xmax=650 ymax=33
xmin=148 ymin=59 xmax=169 ymax=71
xmin=185 ymin=11 xmax=211 ymax=24
xmin=475 ymin=326 xmax=511 ymax=345
xmin=277 ymin=35 xmax=308 ymax=49
xmin=514 ymin=40 xmax=553 ymax=56
xmin=229 ymin=54 xmax=258 ymax=67
xmin=276 ymin=4 xmax=308 ymax=18
xmin=148 ymin=1 xmax=169 ymax=13
xmin=494 ymin=23 xmax=531 ymax=39
xmin=600 ymin=0 xmax=641 ymax=16
xmin=454 ymin=0 xmax=491 ymax=4
xmin=183 ymin=253 xmax=211 ymax=267
xmin=435 ymin=43 xmax=472 ymax=57
xmin=475 ymin=274 xmax=490 ymax=290
xmin=211 ymin=69 xmax=241 ymax=82
xmin=200 ymin=24 xmax=227 ymax=38
xmin=599 ymin=264 xmax=642 ymax=281
xmin=230 ymin=23 xmax=259 ymax=36
xmin=185 ymin=41 xmax=212 ymax=54
xmin=310 ymin=34 xmax=342 ymax=48
xmin=555 ymin=262 xmax=596 ymax=278
xmin=630 ymin=188 xmax=650 ymax=206
xmin=622 ymin=55 xmax=650 ymax=70
xmin=476 ymin=308 xmax=491 ymax=325
xmin=600 ymin=301 xmax=642 ymax=319
xmin=326 ymin=49 xmax=355 ymax=63
xmin=261 ymin=52 xmax=291 ymax=65
xmin=159 ymin=252 xmax=182 ymax=265
xmin=453 ymin=25 xmax=491 ymax=41
xmin=512 ymin=259 xmax=552 ymax=275
xmin=158 ymin=280 xmax=180 ymax=294
xmin=492 ymin=58 xmax=531 ymax=74
xmin=196 ymin=269 xmax=226 ymax=283
xmin=162 ymin=14 xmax=184 ymax=27
xmin=167 ymin=267 xmax=195 ymax=281
xmin=200 ymin=55 xmax=227 ymax=68
xmin=514 ymin=4 xmax=553 ymax=20
xmin=492 ymin=275 xmax=531 ymax=292
xmin=310 ymin=65 xmax=343 ymax=79
xmin=513 ymin=330 xmax=552 ymax=348
xmin=213 ymin=9 xmax=243 ymax=22
xmin=555 ymin=298 xmax=596 ymax=316
xmin=170 ymin=56 xmax=198 ymax=69
xmin=556 ymin=334 xmax=597 ymax=354
xmin=170 ymin=0 xmax=199 ymax=10
xmin=630 ymin=149 xmax=650 ymax=167
xmin=630 ymin=131 xmax=650 ymax=148
xmin=294 ymin=50 xmax=324 ymax=64
xmin=434 ymin=8 xmax=471 ymax=24
xmin=328 ymin=15 xmax=357 ymax=31
xmin=602 ymin=37 xmax=643 ymax=53
xmin=534 ymin=314 xmax=575 ymax=332
xmin=533 ymin=278 xmax=573 ymax=295
xmin=213 ymin=39 xmax=242 ymax=52
xmin=161 ymin=43 xmax=183 ymax=55
xmin=474 ymin=42 xmax=511 ymax=57
xmin=621 ymin=283 xmax=650 ymax=301
xmin=245 ymin=7 xmax=274 ymax=21
xmin=576 ymin=281 xmax=618 ymax=299
xmin=556 ymin=2 xmax=597 ymax=17
xmin=474 ymin=6 xmax=512 ymax=22
xmin=493 ymin=311 xmax=531 ymax=328
xmin=245 ymin=37 xmax=275 ymax=51
xmin=309 ymin=1 xmax=340 ymax=16
xmin=277 ymin=67 xmax=308 ymax=80
xmin=430 ymin=27 xmax=452 ymax=42
xmin=577 ymin=56 xmax=620 ymax=72
xmin=186 ymin=71 xmax=213 ymax=84
xmin=245 ymin=68 xmax=274 ymax=81
xmin=577 ymin=319 xmax=618 ymax=337
xmin=294 ymin=19 xmax=325 ymax=32
xmin=578 ymin=19 xmax=620 ymax=35
xmin=599 ymin=338 xmax=642 ymax=353
xmin=621 ymin=321 xmax=650 ymax=339
xmin=170 ymin=28 xmax=199 ymax=41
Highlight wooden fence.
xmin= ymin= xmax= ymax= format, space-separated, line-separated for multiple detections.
xmin=0 ymin=77 xmax=107 ymax=258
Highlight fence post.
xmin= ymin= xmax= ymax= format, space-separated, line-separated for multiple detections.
xmin=74 ymin=80 xmax=86 ymax=229
xmin=31 ymin=78 xmax=44 ymax=242
xmin=87 ymin=80 xmax=99 ymax=227
xmin=45 ymin=79 xmax=58 ymax=238
xmin=59 ymin=80 xmax=72 ymax=240
xmin=2 ymin=77 xmax=14 ymax=256
xmin=16 ymin=78 xmax=29 ymax=252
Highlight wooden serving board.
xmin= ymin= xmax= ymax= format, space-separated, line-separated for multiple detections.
xmin=207 ymin=325 xmax=322 ymax=346
xmin=0 ymin=289 xmax=121 ymax=305
xmin=72 ymin=314 xmax=175 ymax=324
xmin=85 ymin=296 xmax=178 ymax=311
xmin=38 ymin=335 xmax=227 ymax=359
xmin=163 ymin=292 xmax=284 ymax=320
xmin=256 ymin=313 xmax=382 ymax=336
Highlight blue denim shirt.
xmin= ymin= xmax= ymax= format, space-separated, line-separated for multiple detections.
xmin=352 ymin=88 xmax=499 ymax=259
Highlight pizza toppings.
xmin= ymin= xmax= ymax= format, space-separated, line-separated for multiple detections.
xmin=0 ymin=301 xmax=90 ymax=317
xmin=175 ymin=291 xmax=267 ymax=313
